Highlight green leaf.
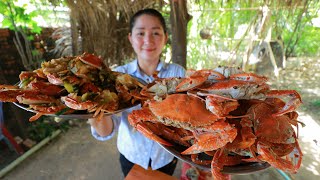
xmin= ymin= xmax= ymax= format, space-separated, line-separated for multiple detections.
xmin=1 ymin=18 xmax=13 ymax=28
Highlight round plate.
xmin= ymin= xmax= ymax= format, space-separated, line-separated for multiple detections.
xmin=13 ymin=102 xmax=140 ymax=119
xmin=158 ymin=143 xmax=271 ymax=175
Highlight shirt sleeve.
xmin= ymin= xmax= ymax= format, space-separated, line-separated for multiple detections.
xmin=114 ymin=65 xmax=127 ymax=73
xmin=178 ymin=66 xmax=186 ymax=77
xmin=90 ymin=114 xmax=121 ymax=141
xmin=173 ymin=64 xmax=186 ymax=78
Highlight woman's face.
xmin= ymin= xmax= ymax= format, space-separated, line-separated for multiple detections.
xmin=128 ymin=14 xmax=168 ymax=63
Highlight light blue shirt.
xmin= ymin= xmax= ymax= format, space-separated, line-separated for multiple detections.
xmin=91 ymin=59 xmax=185 ymax=170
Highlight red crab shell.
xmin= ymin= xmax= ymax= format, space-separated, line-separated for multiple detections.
xmin=0 ymin=89 xmax=39 ymax=102
xmin=19 ymin=71 xmax=45 ymax=82
xmin=248 ymin=102 xmax=295 ymax=144
xmin=148 ymin=94 xmax=222 ymax=129
xmin=16 ymin=94 xmax=57 ymax=105
xmin=79 ymin=52 xmax=103 ymax=69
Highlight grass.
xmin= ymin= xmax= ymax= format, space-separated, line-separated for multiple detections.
xmin=311 ymin=100 xmax=320 ymax=107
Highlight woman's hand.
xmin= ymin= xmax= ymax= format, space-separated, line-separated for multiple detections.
xmin=88 ymin=115 xmax=114 ymax=137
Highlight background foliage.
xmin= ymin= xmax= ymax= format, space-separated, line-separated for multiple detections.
xmin=0 ymin=0 xmax=320 ymax=69
xmin=186 ymin=0 xmax=320 ymax=69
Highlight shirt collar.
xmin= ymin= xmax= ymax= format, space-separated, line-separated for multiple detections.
xmin=127 ymin=59 xmax=168 ymax=75
xmin=127 ymin=59 xmax=139 ymax=74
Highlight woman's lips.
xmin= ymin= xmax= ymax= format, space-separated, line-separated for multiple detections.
xmin=143 ymin=48 xmax=155 ymax=52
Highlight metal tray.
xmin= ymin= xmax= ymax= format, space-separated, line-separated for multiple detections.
xmin=158 ymin=143 xmax=270 ymax=175
xmin=13 ymin=102 xmax=139 ymax=119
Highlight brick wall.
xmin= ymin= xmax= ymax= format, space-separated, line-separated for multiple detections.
xmin=0 ymin=29 xmax=23 ymax=84
xmin=0 ymin=27 xmax=56 ymax=138
xmin=0 ymin=28 xmax=56 ymax=84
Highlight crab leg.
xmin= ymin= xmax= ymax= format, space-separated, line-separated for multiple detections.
xmin=211 ymin=148 xmax=233 ymax=180
xmin=136 ymin=123 xmax=173 ymax=146
xmin=210 ymin=149 xmax=242 ymax=180
xmin=0 ymin=85 xmax=20 ymax=89
xmin=29 ymin=112 xmax=44 ymax=122
xmin=266 ymin=90 xmax=302 ymax=117
xmin=197 ymin=93 xmax=240 ymax=118
xmin=28 ymin=104 xmax=74 ymax=122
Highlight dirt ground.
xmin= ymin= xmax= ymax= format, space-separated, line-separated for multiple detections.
xmin=1 ymin=57 xmax=320 ymax=180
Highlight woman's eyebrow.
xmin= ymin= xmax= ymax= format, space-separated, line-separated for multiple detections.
xmin=134 ymin=27 xmax=145 ymax=30
xmin=134 ymin=26 xmax=161 ymax=30
xmin=152 ymin=27 xmax=161 ymax=30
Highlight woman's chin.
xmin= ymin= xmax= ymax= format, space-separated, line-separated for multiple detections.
xmin=140 ymin=54 xmax=160 ymax=62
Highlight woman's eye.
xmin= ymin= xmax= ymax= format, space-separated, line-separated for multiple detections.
xmin=137 ymin=32 xmax=144 ymax=36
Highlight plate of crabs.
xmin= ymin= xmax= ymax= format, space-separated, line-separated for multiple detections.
xmin=158 ymin=142 xmax=271 ymax=175
xmin=9 ymin=71 xmax=146 ymax=121
xmin=0 ymin=53 xmax=147 ymax=121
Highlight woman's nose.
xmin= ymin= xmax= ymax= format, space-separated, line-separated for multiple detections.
xmin=144 ymin=33 xmax=154 ymax=44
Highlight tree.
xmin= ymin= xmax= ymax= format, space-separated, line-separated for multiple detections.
xmin=0 ymin=0 xmax=43 ymax=70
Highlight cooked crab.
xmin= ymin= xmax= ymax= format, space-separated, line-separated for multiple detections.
xmin=128 ymin=94 xmax=237 ymax=153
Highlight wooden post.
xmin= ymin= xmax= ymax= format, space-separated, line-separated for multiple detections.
xmin=70 ymin=10 xmax=79 ymax=56
xmin=170 ymin=0 xmax=192 ymax=69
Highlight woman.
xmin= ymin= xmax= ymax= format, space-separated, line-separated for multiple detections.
xmin=89 ymin=8 xmax=185 ymax=177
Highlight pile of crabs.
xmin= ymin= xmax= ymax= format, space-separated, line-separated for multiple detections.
xmin=128 ymin=66 xmax=304 ymax=180
xmin=0 ymin=52 xmax=143 ymax=121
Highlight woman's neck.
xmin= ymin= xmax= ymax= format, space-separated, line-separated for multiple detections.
xmin=137 ymin=58 xmax=160 ymax=76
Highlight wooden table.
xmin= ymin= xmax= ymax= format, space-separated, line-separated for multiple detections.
xmin=125 ymin=164 xmax=178 ymax=180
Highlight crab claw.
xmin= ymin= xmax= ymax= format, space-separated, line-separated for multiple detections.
xmin=128 ymin=108 xmax=173 ymax=146
xmin=187 ymin=69 xmax=225 ymax=81
xmin=181 ymin=120 xmax=237 ymax=155
xmin=257 ymin=140 xmax=303 ymax=174
xmin=176 ymin=70 xmax=225 ymax=92
xmin=175 ymin=76 xmax=207 ymax=92
xmin=28 ymin=81 xmax=65 ymax=96
xmin=46 ymin=74 xmax=63 ymax=85
xmin=16 ymin=94 xmax=57 ymax=104
xmin=61 ymin=95 xmax=97 ymax=110
xmin=266 ymin=90 xmax=302 ymax=117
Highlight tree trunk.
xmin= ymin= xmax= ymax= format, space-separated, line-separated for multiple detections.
xmin=70 ymin=10 xmax=79 ymax=56
xmin=170 ymin=0 xmax=191 ymax=69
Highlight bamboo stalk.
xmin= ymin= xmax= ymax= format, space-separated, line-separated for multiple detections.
xmin=0 ymin=130 xmax=62 ymax=179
